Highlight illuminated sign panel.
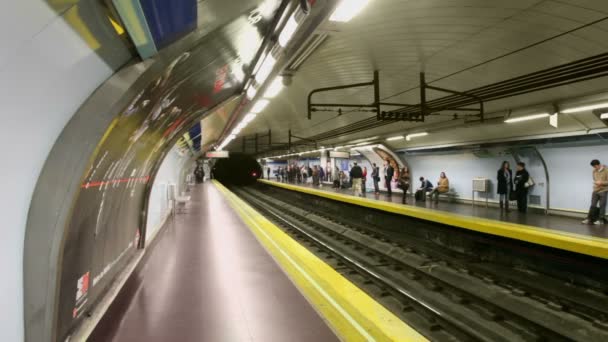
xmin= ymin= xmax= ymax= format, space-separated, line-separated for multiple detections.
xmin=329 ymin=151 xmax=350 ymax=158
xmin=206 ymin=151 xmax=230 ymax=158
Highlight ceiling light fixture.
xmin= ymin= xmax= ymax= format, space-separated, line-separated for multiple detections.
xmin=243 ymin=113 xmax=257 ymax=123
xmin=251 ymin=99 xmax=270 ymax=113
xmin=255 ymin=55 xmax=277 ymax=84
xmin=330 ymin=0 xmax=370 ymax=22
xmin=386 ymin=136 xmax=404 ymax=141
xmin=246 ymin=86 xmax=257 ymax=100
xmin=504 ymin=113 xmax=549 ymax=123
xmin=561 ymin=102 xmax=608 ymax=114
xmin=406 ymin=132 xmax=429 ymax=141
xmin=264 ymin=77 xmax=284 ymax=98
xmin=278 ymin=14 xmax=299 ymax=47
xmin=601 ymin=113 xmax=608 ymax=120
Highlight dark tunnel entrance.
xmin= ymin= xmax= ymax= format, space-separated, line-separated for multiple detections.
xmin=212 ymin=153 xmax=262 ymax=186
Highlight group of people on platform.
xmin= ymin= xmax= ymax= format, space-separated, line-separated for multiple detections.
xmin=271 ymin=164 xmax=329 ymax=186
xmin=496 ymin=161 xmax=531 ymax=213
xmin=265 ymin=158 xmax=607 ymax=223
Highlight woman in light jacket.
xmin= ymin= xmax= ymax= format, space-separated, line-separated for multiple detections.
xmin=429 ymin=172 xmax=449 ymax=203
xmin=496 ymin=161 xmax=513 ymax=212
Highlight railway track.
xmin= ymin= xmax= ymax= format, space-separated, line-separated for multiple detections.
xmin=234 ymin=186 xmax=608 ymax=341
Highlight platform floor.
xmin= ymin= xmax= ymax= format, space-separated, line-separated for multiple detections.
xmin=268 ymin=180 xmax=608 ymax=239
xmin=89 ymin=182 xmax=338 ymax=342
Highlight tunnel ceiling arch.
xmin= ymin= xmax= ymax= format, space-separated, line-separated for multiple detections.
xmin=238 ymin=0 xmax=608 ymax=149
xmin=24 ymin=1 xmax=287 ymax=341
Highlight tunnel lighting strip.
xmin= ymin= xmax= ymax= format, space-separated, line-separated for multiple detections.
xmin=255 ymin=54 xmax=277 ymax=84
xmin=251 ymin=99 xmax=270 ymax=113
xmin=246 ymin=86 xmax=257 ymax=100
xmin=504 ymin=113 xmax=550 ymax=123
xmin=264 ymin=77 xmax=284 ymax=98
xmin=561 ymin=102 xmax=608 ymax=114
xmin=405 ymin=132 xmax=429 ymax=141
xmin=218 ymin=3 xmax=315 ymax=151
xmin=386 ymin=136 xmax=404 ymax=141
xmin=330 ymin=0 xmax=370 ymax=22
xmin=601 ymin=113 xmax=608 ymax=119
xmin=278 ymin=14 xmax=299 ymax=47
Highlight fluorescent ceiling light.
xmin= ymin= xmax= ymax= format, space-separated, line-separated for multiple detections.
xmin=232 ymin=127 xmax=242 ymax=135
xmin=406 ymin=132 xmax=428 ymax=141
xmin=330 ymin=0 xmax=370 ymax=22
xmin=243 ymin=113 xmax=257 ymax=123
xmin=356 ymin=141 xmax=371 ymax=146
xmin=255 ymin=55 xmax=277 ymax=84
xmin=504 ymin=113 xmax=549 ymax=123
xmin=251 ymin=99 xmax=270 ymax=113
xmin=386 ymin=136 xmax=404 ymax=141
xmin=246 ymin=86 xmax=257 ymax=100
xmin=562 ymin=102 xmax=608 ymax=114
xmin=601 ymin=113 xmax=608 ymax=120
xmin=264 ymin=77 xmax=284 ymax=98
xmin=278 ymin=14 xmax=299 ymax=47
xmin=236 ymin=122 xmax=247 ymax=130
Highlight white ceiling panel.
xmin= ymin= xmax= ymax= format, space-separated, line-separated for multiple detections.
xmin=236 ymin=0 xmax=608 ymax=153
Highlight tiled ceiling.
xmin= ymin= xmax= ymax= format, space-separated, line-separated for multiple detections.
xmin=239 ymin=0 xmax=608 ymax=151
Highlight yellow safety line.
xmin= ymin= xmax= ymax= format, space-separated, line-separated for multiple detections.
xmin=258 ymin=180 xmax=608 ymax=260
xmin=214 ymin=181 xmax=428 ymax=342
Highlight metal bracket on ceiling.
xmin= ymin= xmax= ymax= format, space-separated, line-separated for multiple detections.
xmin=288 ymin=129 xmax=317 ymax=151
xmin=242 ymin=129 xmax=273 ymax=154
xmin=307 ymin=70 xmax=418 ymax=121
xmin=418 ymin=72 xmax=485 ymax=123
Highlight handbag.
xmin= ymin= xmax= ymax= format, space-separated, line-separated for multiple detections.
xmin=524 ymin=176 xmax=534 ymax=188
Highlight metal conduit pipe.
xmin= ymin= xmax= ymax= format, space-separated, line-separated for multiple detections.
xmin=258 ymin=53 xmax=608 ymax=155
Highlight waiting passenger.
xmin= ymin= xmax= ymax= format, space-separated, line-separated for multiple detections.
xmin=398 ymin=167 xmax=410 ymax=204
xmin=362 ymin=166 xmax=368 ymax=193
xmin=415 ymin=177 xmax=433 ymax=201
xmin=340 ymin=171 xmax=348 ymax=189
xmin=582 ymin=159 xmax=608 ymax=224
xmin=312 ymin=165 xmax=320 ymax=186
xmin=350 ymin=162 xmax=364 ymax=196
xmin=384 ymin=160 xmax=394 ymax=196
xmin=332 ymin=167 xmax=340 ymax=188
xmin=372 ymin=163 xmax=380 ymax=194
xmin=429 ymin=172 xmax=449 ymax=203
xmin=318 ymin=166 xmax=325 ymax=185
xmin=513 ymin=162 xmax=530 ymax=213
xmin=497 ymin=161 xmax=513 ymax=212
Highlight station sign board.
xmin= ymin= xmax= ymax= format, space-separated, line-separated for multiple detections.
xmin=205 ymin=151 xmax=229 ymax=159
xmin=329 ymin=151 xmax=350 ymax=159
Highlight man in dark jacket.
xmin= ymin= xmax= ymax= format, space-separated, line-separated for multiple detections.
xmin=350 ymin=162 xmax=364 ymax=196
xmin=384 ymin=160 xmax=394 ymax=195
xmin=514 ymin=162 xmax=530 ymax=213
xmin=372 ymin=163 xmax=380 ymax=194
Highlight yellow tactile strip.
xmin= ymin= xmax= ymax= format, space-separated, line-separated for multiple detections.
xmin=214 ymin=181 xmax=428 ymax=342
xmin=258 ymin=180 xmax=608 ymax=260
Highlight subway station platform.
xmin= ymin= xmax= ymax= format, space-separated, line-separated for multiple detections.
xmin=259 ymin=180 xmax=608 ymax=260
xmin=88 ymin=181 xmax=424 ymax=342
xmin=88 ymin=182 xmax=337 ymax=342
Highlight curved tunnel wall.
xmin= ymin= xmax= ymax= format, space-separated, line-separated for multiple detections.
xmin=1 ymin=1 xmax=133 ymax=341
xmin=22 ymin=3 xmax=280 ymax=341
